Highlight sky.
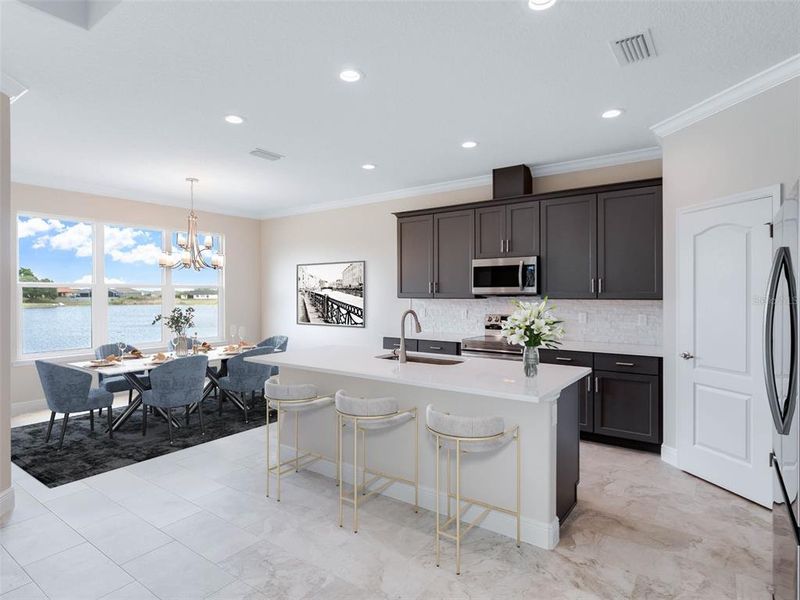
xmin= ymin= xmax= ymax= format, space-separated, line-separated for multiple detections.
xmin=17 ymin=216 xmax=222 ymax=287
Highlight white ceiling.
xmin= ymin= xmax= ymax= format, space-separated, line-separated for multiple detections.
xmin=3 ymin=0 xmax=799 ymax=218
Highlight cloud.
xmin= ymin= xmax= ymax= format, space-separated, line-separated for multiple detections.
xmin=105 ymin=227 xmax=162 ymax=265
xmin=32 ymin=236 xmax=49 ymax=249
xmin=73 ymin=275 xmax=92 ymax=284
xmin=17 ymin=217 xmax=64 ymax=238
xmin=49 ymin=222 xmax=93 ymax=257
xmin=74 ymin=275 xmax=125 ymax=285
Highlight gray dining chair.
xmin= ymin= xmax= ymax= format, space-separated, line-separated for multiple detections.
xmin=218 ymin=346 xmax=277 ymax=423
xmin=94 ymin=343 xmax=149 ymax=407
xmin=35 ymin=361 xmax=114 ymax=450
xmin=257 ymin=335 xmax=288 ymax=352
xmin=141 ymin=354 xmax=208 ymax=444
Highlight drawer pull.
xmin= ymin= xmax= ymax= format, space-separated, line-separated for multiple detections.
xmin=393 ymin=343 xmax=401 ymax=347
xmin=428 ymin=346 xmax=442 ymax=350
xmin=555 ymin=357 xmax=573 ymax=362
xmin=615 ymin=361 xmax=635 ymax=367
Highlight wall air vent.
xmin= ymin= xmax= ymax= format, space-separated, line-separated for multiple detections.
xmin=249 ymin=148 xmax=284 ymax=162
xmin=610 ymin=29 xmax=657 ymax=66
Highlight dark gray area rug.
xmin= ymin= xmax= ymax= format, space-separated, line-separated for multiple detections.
xmin=11 ymin=396 xmax=276 ymax=488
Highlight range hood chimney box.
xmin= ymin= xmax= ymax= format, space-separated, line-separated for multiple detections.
xmin=492 ymin=164 xmax=532 ymax=199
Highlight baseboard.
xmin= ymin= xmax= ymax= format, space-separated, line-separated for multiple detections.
xmin=11 ymin=398 xmax=46 ymax=417
xmin=660 ymin=444 xmax=678 ymax=467
xmin=0 ymin=486 xmax=15 ymax=524
xmin=278 ymin=443 xmax=560 ymax=550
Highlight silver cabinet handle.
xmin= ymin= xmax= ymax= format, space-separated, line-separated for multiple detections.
xmin=599 ymin=278 xmax=603 ymax=294
xmin=587 ymin=375 xmax=591 ymax=393
xmin=555 ymin=357 xmax=573 ymax=362
xmin=428 ymin=282 xmax=432 ymax=294
xmin=615 ymin=361 xmax=635 ymax=367
xmin=429 ymin=346 xmax=442 ymax=350
xmin=518 ymin=260 xmax=524 ymax=290
xmin=500 ymin=239 xmax=504 ymax=254
xmin=505 ymin=240 xmax=510 ymax=253
xmin=590 ymin=278 xmax=595 ymax=293
xmin=679 ymin=352 xmax=694 ymax=360
xmin=594 ymin=376 xmax=599 ymax=391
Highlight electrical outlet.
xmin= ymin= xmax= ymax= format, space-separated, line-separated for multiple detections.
xmin=462 ymin=309 xmax=469 ymax=319
xmin=578 ymin=312 xmax=587 ymax=324
xmin=638 ymin=314 xmax=647 ymax=326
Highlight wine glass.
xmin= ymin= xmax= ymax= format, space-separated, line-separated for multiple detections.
xmin=117 ymin=341 xmax=126 ymax=358
xmin=229 ymin=324 xmax=237 ymax=344
xmin=238 ymin=326 xmax=246 ymax=345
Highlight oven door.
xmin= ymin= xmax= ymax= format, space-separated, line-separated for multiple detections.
xmin=472 ymin=257 xmax=537 ymax=295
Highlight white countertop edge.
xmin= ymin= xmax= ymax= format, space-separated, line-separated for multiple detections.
xmin=247 ymin=347 xmax=591 ymax=404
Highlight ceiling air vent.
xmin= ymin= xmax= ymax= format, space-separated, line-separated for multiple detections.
xmin=610 ymin=29 xmax=657 ymax=66
xmin=249 ymin=148 xmax=284 ymax=162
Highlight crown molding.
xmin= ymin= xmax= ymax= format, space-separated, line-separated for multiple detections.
xmin=261 ymin=146 xmax=661 ymax=219
xmin=651 ymin=53 xmax=800 ymax=138
xmin=529 ymin=146 xmax=661 ymax=177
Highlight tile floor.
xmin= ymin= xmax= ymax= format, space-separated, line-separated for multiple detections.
xmin=1 ymin=421 xmax=771 ymax=599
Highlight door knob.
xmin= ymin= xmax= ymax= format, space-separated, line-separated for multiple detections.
xmin=679 ymin=352 xmax=695 ymax=360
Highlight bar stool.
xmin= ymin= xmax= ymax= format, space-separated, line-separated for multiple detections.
xmin=264 ymin=377 xmax=334 ymax=501
xmin=425 ymin=404 xmax=520 ymax=575
xmin=335 ymin=390 xmax=418 ymax=533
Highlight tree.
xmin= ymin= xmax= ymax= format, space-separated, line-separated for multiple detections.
xmin=20 ymin=267 xmax=57 ymax=302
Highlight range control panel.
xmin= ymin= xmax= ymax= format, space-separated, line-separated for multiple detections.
xmin=484 ymin=314 xmax=509 ymax=331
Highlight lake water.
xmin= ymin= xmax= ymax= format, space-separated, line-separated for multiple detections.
xmin=22 ymin=304 xmax=219 ymax=355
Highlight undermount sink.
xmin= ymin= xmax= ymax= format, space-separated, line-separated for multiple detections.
xmin=376 ymin=353 xmax=463 ymax=366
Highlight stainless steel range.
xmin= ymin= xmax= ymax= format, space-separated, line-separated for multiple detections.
xmin=461 ymin=314 xmax=522 ymax=360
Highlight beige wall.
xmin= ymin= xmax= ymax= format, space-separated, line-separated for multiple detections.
xmin=1 ymin=94 xmax=12 ymax=512
xmin=260 ymin=160 xmax=662 ymax=352
xmin=660 ymin=78 xmax=800 ymax=450
xmin=10 ymin=183 xmax=262 ymax=413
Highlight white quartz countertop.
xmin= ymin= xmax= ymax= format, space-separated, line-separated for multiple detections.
xmin=247 ymin=345 xmax=590 ymax=403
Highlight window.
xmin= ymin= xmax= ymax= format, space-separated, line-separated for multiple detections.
xmin=18 ymin=216 xmax=94 ymax=355
xmin=16 ymin=214 xmax=225 ymax=358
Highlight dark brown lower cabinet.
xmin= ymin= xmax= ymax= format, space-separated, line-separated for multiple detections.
xmin=593 ymin=370 xmax=660 ymax=444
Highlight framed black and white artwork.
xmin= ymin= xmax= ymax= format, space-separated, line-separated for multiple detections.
xmin=296 ymin=261 xmax=365 ymax=327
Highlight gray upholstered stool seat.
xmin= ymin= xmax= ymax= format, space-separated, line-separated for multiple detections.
xmin=425 ymin=405 xmax=513 ymax=453
xmin=425 ymin=403 xmax=520 ymax=575
xmin=335 ymin=390 xmax=419 ymax=532
xmin=264 ymin=377 xmax=335 ymax=501
xmin=335 ymin=391 xmax=414 ymax=430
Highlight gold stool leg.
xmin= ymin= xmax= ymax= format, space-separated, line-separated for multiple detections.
xmin=361 ymin=429 xmax=367 ymax=495
xmin=295 ymin=411 xmax=300 ymax=472
xmin=446 ymin=448 xmax=451 ymax=520
xmin=414 ymin=410 xmax=419 ymax=513
xmin=338 ymin=413 xmax=343 ymax=527
xmin=435 ymin=435 xmax=440 ymax=568
xmin=265 ymin=399 xmax=270 ymax=498
xmin=353 ymin=416 xmax=359 ymax=533
xmin=456 ymin=439 xmax=461 ymax=576
xmin=276 ymin=405 xmax=281 ymax=502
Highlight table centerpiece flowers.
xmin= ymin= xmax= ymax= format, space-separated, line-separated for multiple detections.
xmin=501 ymin=298 xmax=565 ymax=377
xmin=152 ymin=307 xmax=196 ymax=357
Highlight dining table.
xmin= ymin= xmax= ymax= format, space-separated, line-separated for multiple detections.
xmin=68 ymin=346 xmax=275 ymax=432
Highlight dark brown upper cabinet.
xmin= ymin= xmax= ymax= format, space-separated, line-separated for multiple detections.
xmin=540 ymin=194 xmax=597 ymax=298
xmin=597 ymin=186 xmax=663 ymax=299
xmin=397 ymin=211 xmax=474 ymax=299
xmin=433 ymin=210 xmax=474 ymax=298
xmin=474 ymin=201 xmax=540 ymax=259
xmin=397 ymin=214 xmax=434 ymax=298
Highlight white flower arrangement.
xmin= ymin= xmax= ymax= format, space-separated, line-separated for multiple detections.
xmin=501 ymin=298 xmax=565 ymax=349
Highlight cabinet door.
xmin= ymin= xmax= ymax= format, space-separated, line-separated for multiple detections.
xmin=474 ymin=206 xmax=506 ymax=258
xmin=597 ymin=186 xmax=662 ymax=299
xmin=505 ymin=201 xmax=540 ymax=257
xmin=397 ymin=215 xmax=433 ymax=298
xmin=540 ymin=194 xmax=597 ymax=298
xmin=593 ymin=371 xmax=660 ymax=444
xmin=433 ymin=210 xmax=474 ymax=298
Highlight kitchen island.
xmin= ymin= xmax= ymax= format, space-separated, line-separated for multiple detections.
xmin=247 ymin=345 xmax=590 ymax=549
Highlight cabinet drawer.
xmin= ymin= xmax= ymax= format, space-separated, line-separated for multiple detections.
xmin=418 ymin=340 xmax=459 ymax=355
xmin=594 ymin=353 xmax=659 ymax=375
xmin=539 ymin=349 xmax=593 ymax=368
xmin=383 ymin=337 xmax=417 ymax=352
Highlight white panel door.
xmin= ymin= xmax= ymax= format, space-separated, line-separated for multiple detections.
xmin=677 ymin=189 xmax=777 ymax=507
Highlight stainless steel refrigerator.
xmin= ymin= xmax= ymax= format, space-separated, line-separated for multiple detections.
xmin=767 ymin=182 xmax=800 ymax=600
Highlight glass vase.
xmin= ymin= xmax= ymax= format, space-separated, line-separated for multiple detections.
xmin=175 ymin=335 xmax=189 ymax=357
xmin=523 ymin=346 xmax=539 ymax=378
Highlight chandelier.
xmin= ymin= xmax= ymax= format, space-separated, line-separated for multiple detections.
xmin=159 ymin=178 xmax=224 ymax=271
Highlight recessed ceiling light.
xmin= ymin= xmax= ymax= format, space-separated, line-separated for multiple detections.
xmin=461 ymin=141 xmax=479 ymax=149
xmin=601 ymin=108 xmax=624 ymax=119
xmin=528 ymin=0 xmax=557 ymax=11
xmin=339 ymin=69 xmax=363 ymax=83
xmin=361 ymin=163 xmax=376 ymax=170
xmin=224 ymin=115 xmax=245 ymax=124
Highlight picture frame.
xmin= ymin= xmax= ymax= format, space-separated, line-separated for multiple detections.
xmin=296 ymin=261 xmax=365 ymax=327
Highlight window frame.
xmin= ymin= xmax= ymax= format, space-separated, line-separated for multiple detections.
xmin=15 ymin=211 xmax=225 ymax=362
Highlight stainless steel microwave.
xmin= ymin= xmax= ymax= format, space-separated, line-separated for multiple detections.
xmin=471 ymin=256 xmax=538 ymax=296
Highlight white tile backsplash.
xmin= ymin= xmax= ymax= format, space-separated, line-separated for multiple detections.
xmin=410 ymin=298 xmax=662 ymax=346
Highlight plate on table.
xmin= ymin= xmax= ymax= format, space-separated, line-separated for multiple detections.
xmin=122 ymin=353 xmax=143 ymax=360
xmin=239 ymin=345 xmax=255 ymax=350
xmin=89 ymin=360 xmax=115 ymax=368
